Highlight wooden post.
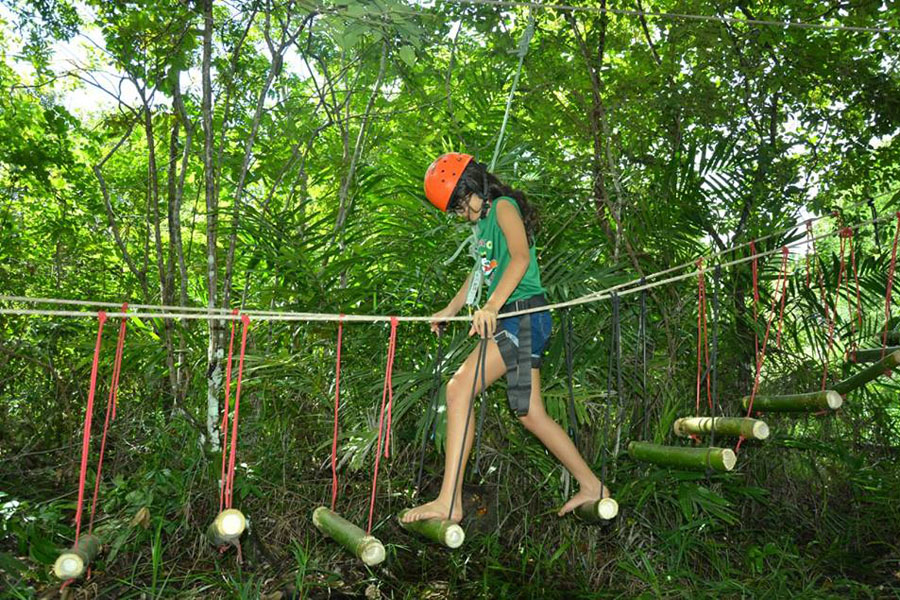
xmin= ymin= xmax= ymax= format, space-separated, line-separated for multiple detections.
xmin=628 ymin=441 xmax=736 ymax=472
xmin=397 ymin=510 xmax=465 ymax=548
xmin=312 ymin=507 xmax=385 ymax=566
xmin=53 ymin=534 xmax=101 ymax=580
xmin=742 ymin=390 xmax=841 ymax=413
xmin=206 ymin=509 xmax=247 ymax=545
xmin=673 ymin=417 xmax=769 ymax=440
xmin=574 ymin=498 xmax=619 ymax=523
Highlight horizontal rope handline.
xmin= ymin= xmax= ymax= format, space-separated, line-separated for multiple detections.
xmin=440 ymin=0 xmax=900 ymax=35
xmin=605 ymin=189 xmax=897 ymax=294
xmin=5 ymin=190 xmax=893 ymax=319
xmin=1 ymin=212 xmax=889 ymax=323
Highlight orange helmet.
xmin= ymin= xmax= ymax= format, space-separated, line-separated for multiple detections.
xmin=424 ymin=152 xmax=473 ymax=212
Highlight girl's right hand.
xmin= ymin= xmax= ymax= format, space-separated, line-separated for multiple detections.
xmin=430 ymin=307 xmax=454 ymax=335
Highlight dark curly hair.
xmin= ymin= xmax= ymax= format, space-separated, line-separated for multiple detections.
xmin=446 ymin=160 xmax=540 ymax=246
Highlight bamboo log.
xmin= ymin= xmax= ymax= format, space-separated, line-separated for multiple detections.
xmin=628 ymin=441 xmax=736 ymax=472
xmin=742 ymin=390 xmax=842 ymax=413
xmin=312 ymin=507 xmax=385 ymax=566
xmin=833 ymin=349 xmax=900 ymax=395
xmin=881 ymin=332 xmax=900 ymax=346
xmin=206 ymin=509 xmax=247 ymax=546
xmin=53 ymin=534 xmax=101 ymax=580
xmin=674 ymin=417 xmax=769 ymax=440
xmin=396 ymin=509 xmax=465 ymax=548
xmin=574 ymin=498 xmax=619 ymax=523
xmin=853 ymin=347 xmax=900 ymax=363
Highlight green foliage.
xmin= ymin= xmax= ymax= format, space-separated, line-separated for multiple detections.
xmin=2 ymin=0 xmax=900 ymax=596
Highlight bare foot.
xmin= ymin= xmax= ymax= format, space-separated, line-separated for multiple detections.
xmin=400 ymin=499 xmax=462 ymax=523
xmin=557 ymin=483 xmax=612 ymax=517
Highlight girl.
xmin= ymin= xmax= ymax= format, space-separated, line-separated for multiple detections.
xmin=401 ymin=153 xmax=610 ymax=524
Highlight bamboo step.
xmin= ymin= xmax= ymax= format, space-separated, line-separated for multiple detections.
xmin=206 ymin=509 xmax=247 ymax=546
xmin=313 ymin=507 xmax=385 ymax=566
xmin=574 ymin=498 xmax=619 ymax=523
xmin=834 ymin=349 xmax=900 ymax=395
xmin=54 ymin=534 xmax=101 ymax=580
xmin=628 ymin=441 xmax=736 ymax=472
xmin=850 ymin=346 xmax=900 ymax=363
xmin=673 ymin=416 xmax=769 ymax=440
xmin=397 ymin=510 xmax=465 ymax=548
xmin=742 ymin=390 xmax=842 ymax=413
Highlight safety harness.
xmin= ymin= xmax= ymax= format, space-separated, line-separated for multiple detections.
xmin=494 ymin=294 xmax=547 ymax=416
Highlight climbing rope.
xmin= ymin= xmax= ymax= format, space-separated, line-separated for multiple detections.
xmin=416 ymin=325 xmax=446 ymax=492
xmin=882 ymin=213 xmax=900 ymax=358
xmin=448 ymin=336 xmax=489 ymax=522
xmin=367 ymin=317 xmax=399 ymax=534
xmin=330 ymin=317 xmax=344 ymax=511
xmin=88 ymin=304 xmax=128 ymax=534
xmin=2 ymin=209 xmax=895 ymax=324
xmin=738 ymin=246 xmax=790 ymax=452
xmin=73 ymin=312 xmax=107 ymax=550
xmin=222 ymin=314 xmax=251 ymax=511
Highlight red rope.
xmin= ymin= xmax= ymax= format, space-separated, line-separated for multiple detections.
xmin=882 ymin=212 xmax=900 ymax=359
xmin=367 ymin=317 xmax=399 ymax=534
xmin=776 ymin=247 xmax=790 ymax=349
xmin=74 ymin=311 xmax=107 ymax=545
xmin=751 ymin=241 xmax=760 ymax=360
xmin=331 ymin=317 xmax=344 ymax=511
xmin=847 ymin=229 xmax=863 ymax=362
xmin=738 ymin=247 xmax=790 ymax=452
xmin=695 ymin=259 xmax=711 ymax=416
xmin=225 ymin=314 xmax=251 ymax=509
xmin=805 ymin=220 xmax=813 ymax=288
xmin=219 ymin=310 xmax=239 ymax=513
xmin=88 ymin=304 xmax=128 ymax=534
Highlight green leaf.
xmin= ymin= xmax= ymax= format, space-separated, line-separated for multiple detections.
xmin=398 ymin=45 xmax=416 ymax=67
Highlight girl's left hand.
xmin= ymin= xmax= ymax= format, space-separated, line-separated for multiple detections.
xmin=469 ymin=306 xmax=499 ymax=339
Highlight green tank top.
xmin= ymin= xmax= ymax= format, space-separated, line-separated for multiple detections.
xmin=474 ymin=196 xmax=546 ymax=304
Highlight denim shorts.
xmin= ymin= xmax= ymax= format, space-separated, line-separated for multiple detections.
xmin=494 ymin=310 xmax=553 ymax=368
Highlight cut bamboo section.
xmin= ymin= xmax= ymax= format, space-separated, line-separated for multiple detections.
xmin=833 ymin=350 xmax=900 ymax=396
xmin=628 ymin=441 xmax=736 ymax=472
xmin=674 ymin=417 xmax=769 ymax=440
xmin=574 ymin=497 xmax=619 ymax=523
xmin=206 ymin=509 xmax=247 ymax=545
xmin=742 ymin=390 xmax=842 ymax=413
xmin=881 ymin=332 xmax=900 ymax=346
xmin=312 ymin=507 xmax=385 ymax=566
xmin=396 ymin=509 xmax=465 ymax=548
xmin=53 ymin=534 xmax=101 ymax=580
xmin=853 ymin=347 xmax=900 ymax=363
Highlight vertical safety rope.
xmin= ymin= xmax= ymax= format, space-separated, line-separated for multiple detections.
xmin=224 ymin=314 xmax=250 ymax=509
xmin=88 ymin=304 xmax=128 ymax=534
xmin=738 ymin=247 xmax=790 ymax=451
xmin=709 ymin=265 xmax=721 ymax=453
xmin=882 ymin=213 xmax=900 ymax=358
xmin=330 ymin=317 xmax=344 ymax=511
xmin=563 ymin=308 xmax=578 ymax=446
xmin=448 ymin=336 xmax=488 ymax=523
xmin=775 ymin=248 xmax=791 ymax=349
xmin=695 ymin=259 xmax=711 ymax=419
xmin=367 ymin=317 xmax=398 ymax=534
xmin=417 ymin=325 xmax=446 ymax=491
xmin=219 ymin=310 xmax=239 ymax=513
xmin=638 ymin=282 xmax=649 ymax=441
xmin=602 ymin=293 xmax=620 ymax=490
xmin=73 ymin=311 xmax=107 ymax=548
xmin=845 ymin=228 xmax=863 ymax=362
